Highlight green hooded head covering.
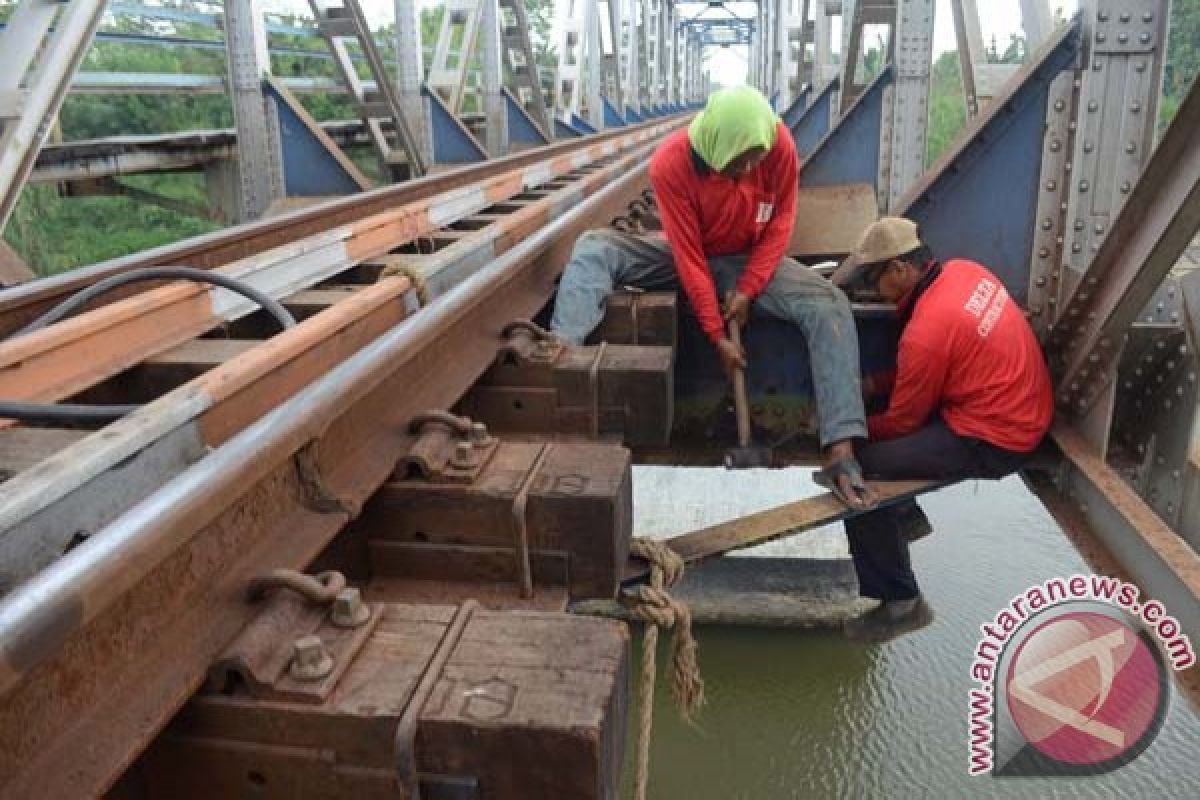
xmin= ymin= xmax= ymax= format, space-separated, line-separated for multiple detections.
xmin=687 ymin=86 xmax=779 ymax=172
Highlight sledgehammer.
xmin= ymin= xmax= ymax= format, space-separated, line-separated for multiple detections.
xmin=723 ymin=322 xmax=773 ymax=468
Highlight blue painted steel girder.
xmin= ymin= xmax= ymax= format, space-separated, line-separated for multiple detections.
xmin=898 ymin=20 xmax=1082 ymax=303
xmin=788 ymin=77 xmax=838 ymax=159
xmin=800 ymin=67 xmax=892 ymax=190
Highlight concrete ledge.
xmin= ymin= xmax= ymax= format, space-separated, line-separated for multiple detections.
xmin=572 ymin=556 xmax=874 ymax=628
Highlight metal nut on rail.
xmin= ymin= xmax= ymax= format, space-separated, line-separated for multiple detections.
xmin=331 ymin=587 xmax=371 ymax=628
xmin=451 ymin=441 xmax=479 ymax=469
xmin=469 ymin=421 xmax=495 ymax=448
xmin=289 ymin=634 xmax=334 ymax=681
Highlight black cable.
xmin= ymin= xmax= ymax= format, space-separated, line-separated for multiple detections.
xmin=2 ymin=267 xmax=298 ymax=423
xmin=13 ymin=266 xmax=296 ymax=337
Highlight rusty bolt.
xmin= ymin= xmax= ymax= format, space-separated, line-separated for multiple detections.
xmin=469 ymin=421 xmax=494 ymax=447
xmin=452 ymin=441 xmax=478 ymax=469
xmin=290 ymin=635 xmax=334 ymax=682
xmin=332 ymin=587 xmax=371 ymax=628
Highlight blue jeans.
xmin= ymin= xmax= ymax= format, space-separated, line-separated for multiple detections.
xmin=549 ymin=229 xmax=867 ymax=446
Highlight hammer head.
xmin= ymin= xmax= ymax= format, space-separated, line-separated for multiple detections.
xmin=723 ymin=445 xmax=773 ymax=469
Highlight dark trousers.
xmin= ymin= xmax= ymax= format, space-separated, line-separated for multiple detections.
xmin=846 ymin=418 xmax=1032 ymax=602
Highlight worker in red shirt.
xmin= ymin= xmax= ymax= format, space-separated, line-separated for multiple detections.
xmin=837 ymin=217 xmax=1054 ymax=643
xmin=551 ymin=86 xmax=874 ymax=504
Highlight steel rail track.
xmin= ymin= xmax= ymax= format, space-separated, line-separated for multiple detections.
xmin=0 ymin=120 xmax=679 ymax=410
xmin=0 ymin=148 xmax=655 ymax=798
xmin=0 ymin=137 xmax=670 ymax=595
xmin=0 ymin=115 xmax=685 ymax=337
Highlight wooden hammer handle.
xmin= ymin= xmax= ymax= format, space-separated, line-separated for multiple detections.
xmin=728 ymin=322 xmax=751 ymax=448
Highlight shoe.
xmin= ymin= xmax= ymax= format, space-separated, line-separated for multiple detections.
xmin=843 ymin=594 xmax=935 ymax=644
xmin=897 ymin=504 xmax=933 ymax=543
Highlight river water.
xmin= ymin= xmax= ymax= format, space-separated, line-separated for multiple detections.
xmin=624 ymin=471 xmax=1200 ymax=799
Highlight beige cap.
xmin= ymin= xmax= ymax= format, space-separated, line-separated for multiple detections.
xmin=853 ymin=217 xmax=922 ymax=267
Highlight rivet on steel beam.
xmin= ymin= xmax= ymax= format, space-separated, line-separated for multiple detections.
xmin=290 ymin=635 xmax=335 ymax=682
xmin=331 ymin=587 xmax=371 ymax=628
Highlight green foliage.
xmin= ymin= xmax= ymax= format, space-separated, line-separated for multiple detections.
xmin=926 ymin=51 xmax=967 ymax=166
xmin=1161 ymin=0 xmax=1200 ymax=129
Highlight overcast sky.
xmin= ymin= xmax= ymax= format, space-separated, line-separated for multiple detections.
xmin=267 ymin=0 xmax=1079 ymax=84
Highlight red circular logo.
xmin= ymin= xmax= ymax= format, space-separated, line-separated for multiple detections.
xmin=1005 ymin=611 xmax=1163 ymax=767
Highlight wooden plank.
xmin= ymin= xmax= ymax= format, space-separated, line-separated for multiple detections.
xmin=622 ymin=480 xmax=942 ymax=583
xmin=0 ymin=428 xmax=89 ymax=478
xmin=143 ymin=339 xmax=260 ymax=368
xmin=788 ymin=183 xmax=879 ymax=259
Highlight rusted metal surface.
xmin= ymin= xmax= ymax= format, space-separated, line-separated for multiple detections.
xmin=129 ymin=601 xmax=627 ymax=800
xmin=0 ymin=136 xmax=671 ymax=595
xmin=1022 ymin=466 xmax=1200 ymax=710
xmin=1046 ymin=423 xmax=1200 ymax=646
xmin=363 ymin=439 xmax=632 ymax=601
xmin=460 ymin=332 xmax=675 ymax=448
xmin=0 ymin=158 xmax=652 ymax=798
xmin=0 ymin=116 xmax=683 ymax=336
xmin=0 ymin=123 xmax=676 ymax=410
xmin=1053 ymin=79 xmax=1200 ymax=418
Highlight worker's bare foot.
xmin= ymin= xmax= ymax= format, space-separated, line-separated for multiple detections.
xmin=814 ymin=441 xmax=879 ymax=511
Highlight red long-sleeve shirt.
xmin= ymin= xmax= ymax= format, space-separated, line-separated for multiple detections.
xmin=868 ymin=259 xmax=1054 ymax=453
xmin=648 ymin=122 xmax=798 ymax=342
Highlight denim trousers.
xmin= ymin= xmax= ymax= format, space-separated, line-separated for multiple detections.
xmin=847 ymin=418 xmax=1034 ymax=602
xmin=549 ymin=229 xmax=867 ymax=447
